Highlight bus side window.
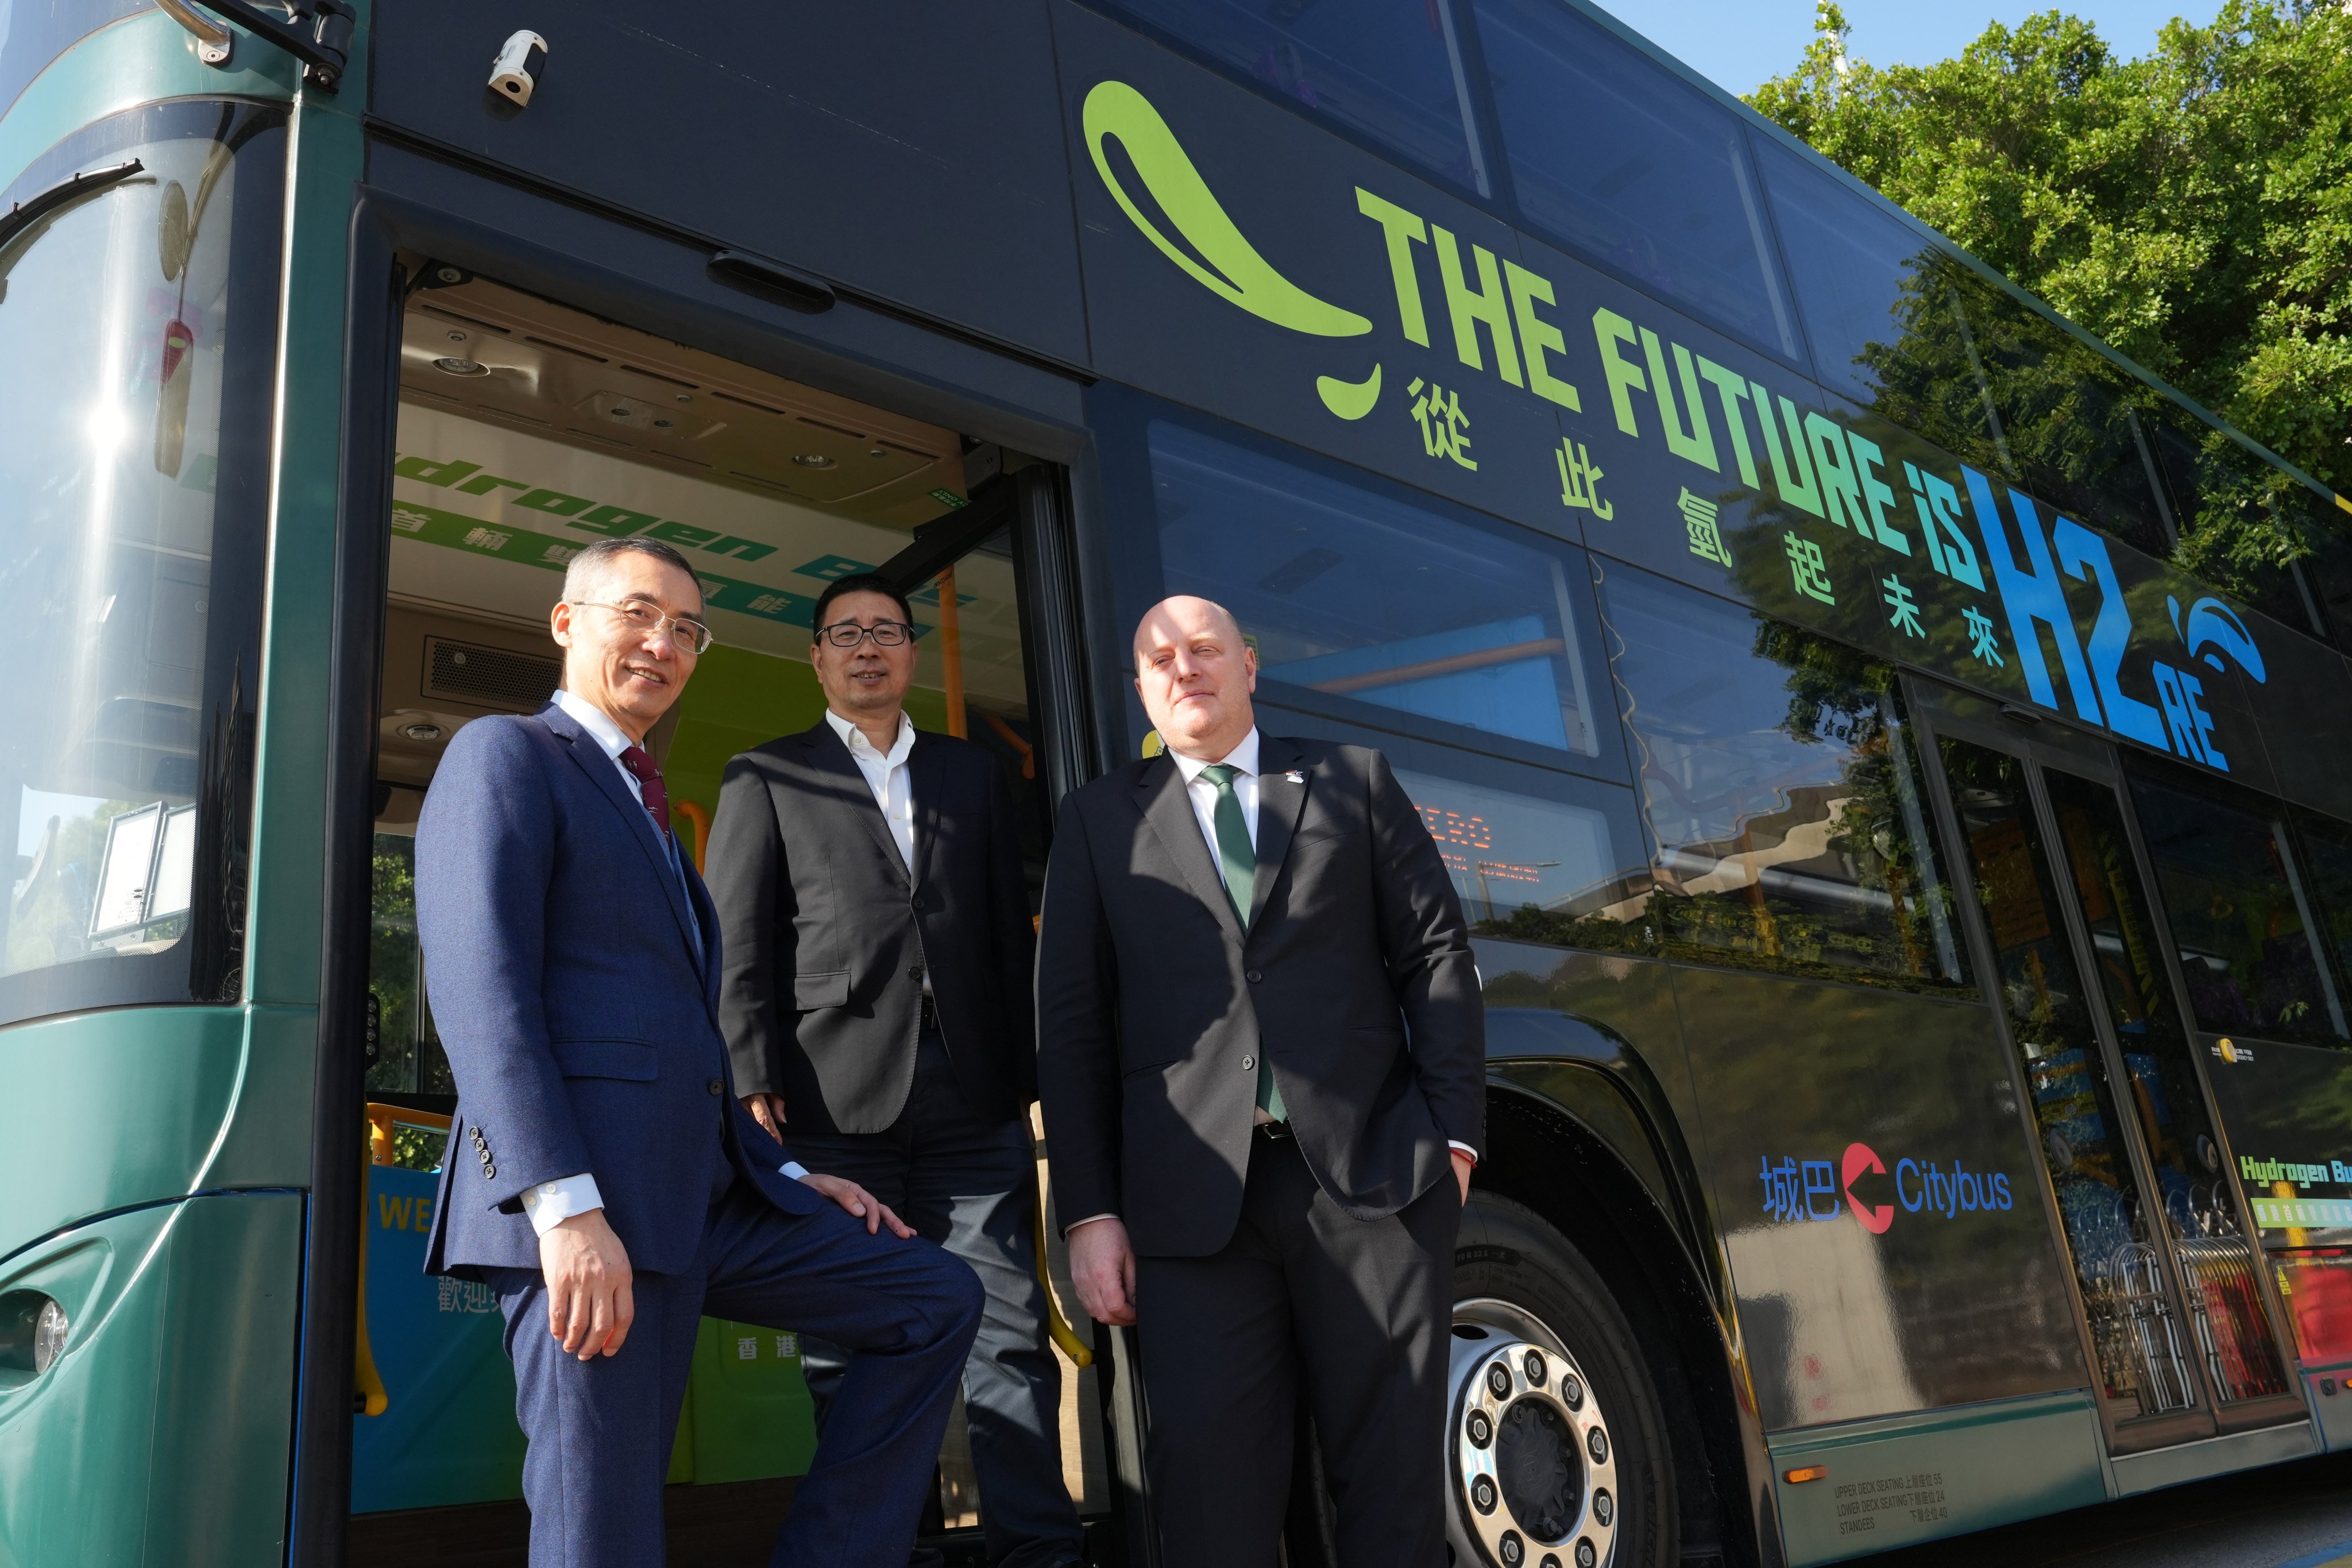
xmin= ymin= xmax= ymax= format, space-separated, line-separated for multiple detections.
xmin=2129 ymin=768 xmax=2349 ymax=1045
xmin=1469 ymin=0 xmax=1801 ymax=363
xmin=1593 ymin=563 xmax=1972 ymax=993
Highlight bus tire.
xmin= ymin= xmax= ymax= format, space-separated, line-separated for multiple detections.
xmin=1447 ymin=1193 xmax=1678 ymax=1568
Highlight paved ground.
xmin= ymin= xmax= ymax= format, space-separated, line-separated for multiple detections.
xmin=1866 ymin=1447 xmax=2352 ymax=1568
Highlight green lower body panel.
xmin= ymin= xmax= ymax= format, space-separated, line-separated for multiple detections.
xmin=0 ymin=1192 xmax=303 ymax=1568
xmin=1767 ymin=1391 xmax=2107 ymax=1566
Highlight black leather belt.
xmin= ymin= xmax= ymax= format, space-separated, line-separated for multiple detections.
xmin=1254 ymin=1119 xmax=1294 ymax=1141
xmin=920 ymin=992 xmax=941 ymax=1036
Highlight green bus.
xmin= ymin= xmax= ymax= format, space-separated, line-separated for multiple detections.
xmin=5 ymin=2 xmax=2352 ymax=1565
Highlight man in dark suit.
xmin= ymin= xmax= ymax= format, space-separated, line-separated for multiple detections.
xmin=418 ymin=538 xmax=982 ymax=1568
xmin=1036 ymin=595 xmax=1485 ymax=1568
xmin=707 ymin=572 xmax=1081 ymax=1568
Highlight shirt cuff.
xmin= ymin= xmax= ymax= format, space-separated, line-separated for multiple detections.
xmin=1064 ymin=1212 xmax=1120 ymax=1235
xmin=519 ymin=1173 xmax=604 ymax=1237
xmin=1449 ymin=1141 xmax=1480 ymax=1164
xmin=781 ymin=1161 xmax=810 ymax=1181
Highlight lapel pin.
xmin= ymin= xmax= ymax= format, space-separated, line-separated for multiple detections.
xmin=1284 ymin=770 xmax=1306 ymax=784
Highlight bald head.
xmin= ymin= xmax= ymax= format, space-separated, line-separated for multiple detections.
xmin=1133 ymin=595 xmax=1256 ymax=761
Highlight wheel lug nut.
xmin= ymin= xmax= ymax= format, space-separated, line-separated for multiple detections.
xmin=1522 ymin=1349 xmax=1547 ymax=1385
xmin=1487 ymin=1362 xmax=1513 ymax=1400
xmin=1466 ymin=1409 xmax=1493 ymax=1447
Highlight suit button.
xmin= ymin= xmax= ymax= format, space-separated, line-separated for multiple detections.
xmin=483 ymin=1164 xmax=496 ymax=1179
xmin=707 ymin=1079 xmax=725 ymax=1096
xmin=1242 ymin=1055 xmax=1256 ymax=1071
xmin=912 ymin=893 xmax=925 ymax=910
xmin=1246 ymin=970 xmax=1263 ymax=983
xmin=907 ymin=964 xmax=925 ymax=981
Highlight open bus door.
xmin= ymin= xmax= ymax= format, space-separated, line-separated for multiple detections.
xmin=331 ymin=263 xmax=1124 ymax=1564
xmin=1907 ymin=679 xmax=2307 ymax=1458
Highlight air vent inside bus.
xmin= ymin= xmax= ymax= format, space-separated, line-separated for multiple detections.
xmin=421 ymin=638 xmax=561 ymax=712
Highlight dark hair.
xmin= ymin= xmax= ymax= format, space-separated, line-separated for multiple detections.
xmin=812 ymin=572 xmax=914 ymax=640
xmin=561 ymin=536 xmax=703 ymax=609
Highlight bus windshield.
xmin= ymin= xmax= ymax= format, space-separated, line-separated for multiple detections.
xmin=0 ymin=102 xmax=283 ymax=1024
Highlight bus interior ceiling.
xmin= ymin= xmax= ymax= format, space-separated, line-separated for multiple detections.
xmin=357 ymin=269 xmax=1094 ymax=1554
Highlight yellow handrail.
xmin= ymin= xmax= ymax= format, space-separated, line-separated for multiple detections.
xmin=1033 ymin=1185 xmax=1094 ymax=1369
xmin=356 ymin=1104 xmax=457 ymax=1418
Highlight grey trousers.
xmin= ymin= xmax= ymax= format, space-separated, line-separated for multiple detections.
xmin=787 ymin=1034 xmax=1083 ymax=1568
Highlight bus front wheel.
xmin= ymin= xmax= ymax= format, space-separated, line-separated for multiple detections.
xmin=1446 ymin=1195 xmax=1677 ymax=1568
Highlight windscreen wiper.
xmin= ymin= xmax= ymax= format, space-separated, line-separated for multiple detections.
xmin=0 ymin=159 xmax=144 ymax=257
xmin=166 ymin=0 xmax=357 ymax=92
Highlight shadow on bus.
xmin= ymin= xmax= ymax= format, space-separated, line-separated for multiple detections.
xmin=348 ymin=266 xmax=1104 ymax=1563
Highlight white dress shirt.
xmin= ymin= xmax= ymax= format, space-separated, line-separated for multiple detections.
xmin=518 ymin=689 xmax=804 ymax=1239
xmin=823 ymin=709 xmax=931 ymax=995
xmin=825 ymin=708 xmax=918 ymax=871
xmin=1065 ymin=729 xmax=1471 ymax=1235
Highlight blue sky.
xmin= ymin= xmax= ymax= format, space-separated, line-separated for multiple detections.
xmin=1590 ymin=0 xmax=2211 ymax=98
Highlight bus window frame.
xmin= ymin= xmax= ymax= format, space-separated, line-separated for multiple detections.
xmin=2122 ymin=751 xmax=2352 ymax=1053
xmin=1906 ymin=675 xmax=2309 ymax=1443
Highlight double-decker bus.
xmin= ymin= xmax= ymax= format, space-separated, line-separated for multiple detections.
xmin=4 ymin=2 xmax=2351 ymax=1565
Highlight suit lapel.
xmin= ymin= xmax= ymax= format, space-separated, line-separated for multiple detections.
xmin=534 ymin=704 xmax=702 ymax=969
xmin=1134 ymin=755 xmax=1245 ymax=943
xmin=798 ymin=725 xmax=910 ymax=886
xmin=1248 ymin=737 xmax=1312 ymax=931
xmin=908 ymin=733 xmax=948 ymax=890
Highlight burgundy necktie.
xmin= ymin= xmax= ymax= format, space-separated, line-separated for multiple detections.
xmin=618 ymin=745 xmax=670 ymax=836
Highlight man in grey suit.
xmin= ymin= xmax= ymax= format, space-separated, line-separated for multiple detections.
xmin=706 ymin=572 xmax=1081 ymax=1568
xmin=1036 ymin=595 xmax=1485 ymax=1568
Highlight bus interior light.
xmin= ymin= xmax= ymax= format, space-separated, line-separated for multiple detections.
xmin=1783 ymin=1465 xmax=1828 ymax=1484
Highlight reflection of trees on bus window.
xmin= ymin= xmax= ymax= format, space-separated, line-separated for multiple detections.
xmin=1589 ymin=563 xmax=1969 ymax=993
xmin=2128 ymin=770 xmax=2348 ymax=1046
xmin=2290 ymin=813 xmax=2352 ymax=1026
xmin=0 ymin=101 xmax=281 ymax=1028
xmin=1758 ymin=134 xmax=2183 ymax=566
xmin=1102 ymin=0 xmax=1489 ymax=195
xmin=367 ymin=832 xmax=452 ymax=1098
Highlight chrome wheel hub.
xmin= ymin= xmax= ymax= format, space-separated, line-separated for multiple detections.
xmin=1447 ymin=1297 xmax=1616 ymax=1568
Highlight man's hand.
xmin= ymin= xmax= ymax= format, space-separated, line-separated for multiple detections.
xmin=539 ymin=1208 xmax=635 ymax=1361
xmin=740 ymin=1092 xmax=787 ymax=1143
xmin=800 ymin=1173 xmax=916 ymax=1239
xmin=1452 ymin=1149 xmax=1475 ymax=1207
xmin=1068 ymin=1217 xmax=1137 ymax=1326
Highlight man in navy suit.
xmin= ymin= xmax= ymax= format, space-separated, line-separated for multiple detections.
xmin=419 ymin=536 xmax=982 ymax=1568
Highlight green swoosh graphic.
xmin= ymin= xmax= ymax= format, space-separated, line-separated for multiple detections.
xmin=1316 ymin=365 xmax=1382 ymax=419
xmin=1083 ymin=80 xmax=1371 ymax=338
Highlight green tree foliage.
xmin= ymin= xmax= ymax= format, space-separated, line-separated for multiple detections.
xmin=1750 ymin=2 xmax=2352 ymax=589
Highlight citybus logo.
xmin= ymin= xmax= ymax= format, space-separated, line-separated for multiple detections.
xmin=1760 ymin=1142 xmax=2015 ymax=1235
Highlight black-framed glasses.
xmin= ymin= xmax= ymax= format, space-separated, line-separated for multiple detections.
xmin=817 ymin=620 xmax=915 ymax=649
xmin=576 ymin=599 xmax=714 ymax=654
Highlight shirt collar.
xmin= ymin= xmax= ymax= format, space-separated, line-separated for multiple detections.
xmin=1169 ymin=727 xmax=1260 ymax=784
xmin=824 ymin=708 xmax=916 ymax=768
xmin=553 ymin=688 xmax=634 ymax=761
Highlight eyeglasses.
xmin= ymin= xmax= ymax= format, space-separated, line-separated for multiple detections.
xmin=816 ymin=620 xmax=915 ymax=649
xmin=575 ymin=600 xmax=714 ymax=655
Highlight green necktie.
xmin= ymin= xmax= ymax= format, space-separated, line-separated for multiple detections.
xmin=1199 ymin=763 xmax=1286 ymax=1123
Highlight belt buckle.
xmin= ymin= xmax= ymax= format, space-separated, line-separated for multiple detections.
xmin=1257 ymin=1119 xmax=1293 ymax=1141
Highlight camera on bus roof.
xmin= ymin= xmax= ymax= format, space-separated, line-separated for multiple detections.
xmin=488 ymin=30 xmax=549 ymax=108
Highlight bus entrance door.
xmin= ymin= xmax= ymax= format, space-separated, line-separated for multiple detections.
xmin=1915 ymin=687 xmax=2300 ymax=1455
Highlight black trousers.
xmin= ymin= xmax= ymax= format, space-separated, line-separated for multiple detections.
xmin=787 ymin=1034 xmax=1082 ymax=1568
xmin=1134 ymin=1129 xmax=1461 ymax=1568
